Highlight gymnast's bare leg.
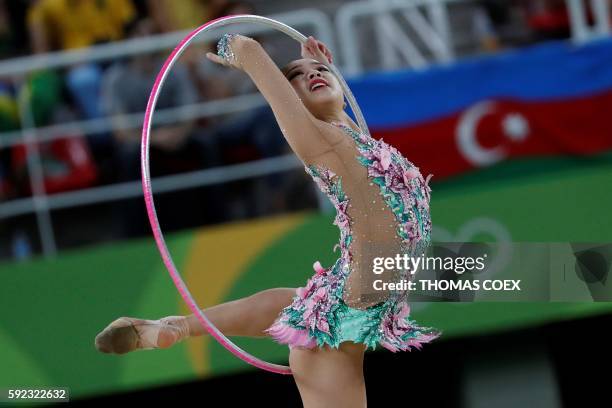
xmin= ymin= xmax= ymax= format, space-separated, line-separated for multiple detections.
xmin=290 ymin=342 xmax=368 ymax=408
xmin=95 ymin=287 xmax=296 ymax=354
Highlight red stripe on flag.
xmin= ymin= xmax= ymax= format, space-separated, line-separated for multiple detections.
xmin=374 ymin=90 xmax=612 ymax=180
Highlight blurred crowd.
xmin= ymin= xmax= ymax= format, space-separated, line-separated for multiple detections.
xmin=0 ymin=0 xmax=610 ymax=258
xmin=0 ymin=0 xmax=316 ymax=251
xmin=471 ymin=0 xmax=612 ymax=52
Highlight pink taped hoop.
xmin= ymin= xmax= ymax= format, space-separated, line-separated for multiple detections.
xmin=141 ymin=15 xmax=292 ymax=375
xmin=141 ymin=14 xmax=369 ymax=375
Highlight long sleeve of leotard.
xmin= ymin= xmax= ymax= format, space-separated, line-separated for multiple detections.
xmin=234 ymin=39 xmax=334 ymax=163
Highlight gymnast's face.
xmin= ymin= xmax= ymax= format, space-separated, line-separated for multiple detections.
xmin=282 ymin=58 xmax=345 ymax=119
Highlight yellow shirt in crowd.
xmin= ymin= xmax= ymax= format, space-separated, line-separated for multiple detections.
xmin=153 ymin=0 xmax=211 ymax=30
xmin=28 ymin=0 xmax=135 ymax=50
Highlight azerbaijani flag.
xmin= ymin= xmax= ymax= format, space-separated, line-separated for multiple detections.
xmin=349 ymin=38 xmax=612 ymax=180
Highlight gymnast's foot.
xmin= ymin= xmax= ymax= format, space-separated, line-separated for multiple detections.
xmin=95 ymin=316 xmax=190 ymax=354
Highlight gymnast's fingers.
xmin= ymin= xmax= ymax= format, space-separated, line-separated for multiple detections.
xmin=300 ymin=42 xmax=308 ymax=58
xmin=300 ymin=41 xmax=313 ymax=60
xmin=311 ymin=36 xmax=333 ymax=64
xmin=302 ymin=39 xmax=321 ymax=63
xmin=305 ymin=36 xmax=331 ymax=65
xmin=319 ymin=42 xmax=333 ymax=64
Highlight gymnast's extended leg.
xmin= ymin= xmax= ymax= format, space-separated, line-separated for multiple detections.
xmin=95 ymin=287 xmax=296 ymax=354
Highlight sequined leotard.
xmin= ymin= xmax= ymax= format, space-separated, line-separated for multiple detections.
xmin=265 ymin=121 xmax=442 ymax=352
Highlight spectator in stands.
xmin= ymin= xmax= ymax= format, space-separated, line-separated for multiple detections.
xmin=0 ymin=79 xmax=22 ymax=201
xmin=190 ymin=1 xmax=259 ymax=105
xmin=26 ymin=0 xmax=138 ymax=175
xmin=1 ymin=2 xmax=27 ymax=201
xmin=146 ymin=0 xmax=242 ymax=121
xmin=27 ymin=0 xmax=138 ymax=119
xmin=146 ymin=0 xmax=228 ymax=32
xmin=0 ymin=153 xmax=10 ymax=200
xmin=520 ymin=0 xmax=573 ymax=40
xmin=101 ymin=18 xmax=226 ymax=236
xmin=0 ymin=80 xmax=17 ymax=200
xmin=517 ymin=0 xmax=611 ymax=41
xmin=0 ymin=0 xmax=29 ymax=58
xmin=191 ymin=1 xmax=290 ymax=216
xmin=1 ymin=68 xmax=99 ymax=200
xmin=0 ymin=80 xmax=19 ymax=133
xmin=472 ymin=0 xmax=508 ymax=52
xmin=469 ymin=0 xmax=605 ymax=53
xmin=141 ymin=0 xmax=289 ymax=218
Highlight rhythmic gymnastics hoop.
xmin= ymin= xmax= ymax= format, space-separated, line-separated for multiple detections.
xmin=141 ymin=14 xmax=371 ymax=375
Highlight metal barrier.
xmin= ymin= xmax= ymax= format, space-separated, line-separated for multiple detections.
xmin=567 ymin=0 xmax=611 ymax=43
xmin=337 ymin=0 xmax=458 ymax=76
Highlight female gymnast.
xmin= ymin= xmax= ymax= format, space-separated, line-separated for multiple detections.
xmin=95 ymin=34 xmax=442 ymax=407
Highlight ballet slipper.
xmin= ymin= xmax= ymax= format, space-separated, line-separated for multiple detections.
xmin=94 ymin=315 xmax=190 ymax=354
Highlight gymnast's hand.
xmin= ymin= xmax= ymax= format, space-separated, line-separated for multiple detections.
xmin=205 ymin=34 xmax=256 ymax=71
xmin=301 ymin=36 xmax=333 ymax=65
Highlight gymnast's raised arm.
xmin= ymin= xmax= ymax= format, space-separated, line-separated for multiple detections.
xmin=206 ymin=35 xmax=335 ymax=163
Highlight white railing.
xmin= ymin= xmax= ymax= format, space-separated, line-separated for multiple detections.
xmin=0 ymin=1 xmax=609 ymax=258
xmin=0 ymin=154 xmax=301 ymax=218
xmin=337 ymin=0 xmax=458 ymax=75
xmin=567 ymin=0 xmax=611 ymax=43
xmin=0 ymin=9 xmax=336 ymax=75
